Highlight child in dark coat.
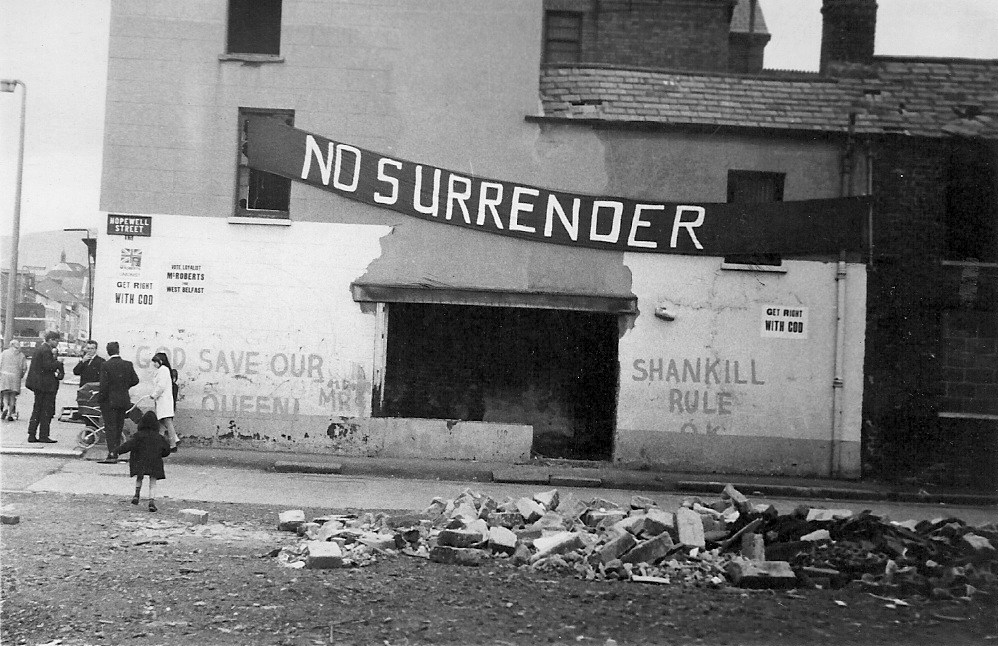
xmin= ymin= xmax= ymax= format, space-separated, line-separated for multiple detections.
xmin=116 ymin=410 xmax=172 ymax=512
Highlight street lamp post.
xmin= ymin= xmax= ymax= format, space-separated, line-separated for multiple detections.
xmin=64 ymin=228 xmax=96 ymax=340
xmin=1 ymin=79 xmax=26 ymax=347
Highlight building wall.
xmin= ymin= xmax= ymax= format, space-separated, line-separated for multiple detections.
xmin=98 ymin=0 xmax=868 ymax=476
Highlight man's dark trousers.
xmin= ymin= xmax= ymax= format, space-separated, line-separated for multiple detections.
xmin=27 ymin=391 xmax=57 ymax=440
xmin=101 ymin=405 xmax=127 ymax=457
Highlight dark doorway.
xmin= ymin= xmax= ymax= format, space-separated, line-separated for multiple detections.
xmin=380 ymin=303 xmax=618 ymax=461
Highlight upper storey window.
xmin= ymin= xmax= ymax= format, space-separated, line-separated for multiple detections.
xmin=237 ymin=108 xmax=293 ymax=219
xmin=227 ymin=0 xmax=282 ymax=56
xmin=725 ymin=170 xmax=785 ymax=267
xmin=543 ymin=11 xmax=582 ymax=64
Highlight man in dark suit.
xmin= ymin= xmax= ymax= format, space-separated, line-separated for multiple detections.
xmin=25 ymin=331 xmax=65 ymax=443
xmin=97 ymin=341 xmax=139 ymax=464
xmin=72 ymin=339 xmax=105 ymax=385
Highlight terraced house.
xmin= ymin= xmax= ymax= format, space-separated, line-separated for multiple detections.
xmin=95 ymin=0 xmax=996 ymax=487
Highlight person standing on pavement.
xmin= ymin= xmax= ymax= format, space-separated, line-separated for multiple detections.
xmin=97 ymin=341 xmax=139 ymax=464
xmin=0 ymin=340 xmax=27 ymax=421
xmin=116 ymin=410 xmax=171 ymax=512
xmin=72 ymin=340 xmax=105 ymax=385
xmin=24 ymin=331 xmax=65 ymax=443
xmin=150 ymin=352 xmax=179 ymax=452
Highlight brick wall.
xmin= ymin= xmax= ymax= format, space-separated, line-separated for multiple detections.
xmin=545 ymin=0 xmax=734 ymax=71
xmin=940 ymin=287 xmax=998 ymax=417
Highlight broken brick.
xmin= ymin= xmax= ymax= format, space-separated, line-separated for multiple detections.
xmin=621 ymin=532 xmax=674 ymax=565
xmin=722 ymin=484 xmax=751 ymax=514
xmin=305 ymin=540 xmax=343 ymax=568
xmin=488 ymin=525 xmax=518 ymax=554
xmin=437 ymin=528 xmax=485 ymax=548
xmin=596 ymin=531 xmax=638 ymax=565
xmin=516 ymin=497 xmax=545 ymax=524
xmin=642 ymin=508 xmax=675 ymax=538
xmin=178 ymin=509 xmax=209 ymax=525
xmin=487 ymin=511 xmax=525 ymax=529
xmin=740 ymin=533 xmax=766 ymax=561
xmin=806 ymin=508 xmax=854 ymax=522
xmin=725 ymin=560 xmax=797 ymax=589
xmin=676 ymin=507 xmax=705 ymax=547
xmin=531 ymin=531 xmax=584 ymax=561
xmin=430 ymin=545 xmax=487 ymax=566
xmin=278 ymin=509 xmax=305 ymax=532
xmin=533 ymin=489 xmax=560 ymax=511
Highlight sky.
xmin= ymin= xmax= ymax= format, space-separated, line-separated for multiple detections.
xmin=1 ymin=0 xmax=997 ymax=239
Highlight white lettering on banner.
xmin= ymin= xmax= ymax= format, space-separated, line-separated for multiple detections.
xmin=670 ymin=206 xmax=705 ymax=249
xmin=446 ymin=174 xmax=473 ymax=223
xmin=761 ymin=306 xmax=809 ymax=339
xmin=544 ymin=194 xmax=580 ymax=241
xmin=590 ymin=201 xmax=623 ymax=244
xmin=628 ymin=204 xmax=662 ymax=249
xmin=477 ymin=182 xmax=505 ymax=228
xmin=374 ymin=158 xmax=402 ymax=204
xmin=509 ymin=186 xmax=539 ymax=234
xmin=413 ymin=166 xmax=442 ymax=217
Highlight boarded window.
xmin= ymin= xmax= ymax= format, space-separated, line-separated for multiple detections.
xmin=725 ymin=170 xmax=785 ymax=266
xmin=543 ymin=11 xmax=582 ymax=64
xmin=945 ymin=139 xmax=997 ymax=263
xmin=237 ymin=108 xmax=293 ymax=218
xmin=227 ymin=0 xmax=282 ymax=55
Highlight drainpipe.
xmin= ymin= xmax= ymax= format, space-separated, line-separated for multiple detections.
xmin=830 ymin=113 xmax=858 ymax=477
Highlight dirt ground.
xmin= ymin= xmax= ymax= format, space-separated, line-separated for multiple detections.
xmin=1 ymin=491 xmax=995 ymax=646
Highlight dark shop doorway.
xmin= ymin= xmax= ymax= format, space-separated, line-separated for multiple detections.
xmin=380 ymin=302 xmax=618 ymax=461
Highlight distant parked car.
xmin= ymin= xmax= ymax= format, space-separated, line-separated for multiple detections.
xmin=56 ymin=341 xmax=82 ymax=357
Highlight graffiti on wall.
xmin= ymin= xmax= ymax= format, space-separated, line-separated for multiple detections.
xmin=631 ymin=356 xmax=766 ymax=435
xmin=133 ymin=345 xmax=371 ymax=419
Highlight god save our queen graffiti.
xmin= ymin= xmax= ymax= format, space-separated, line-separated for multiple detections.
xmin=245 ymin=116 xmax=868 ymax=256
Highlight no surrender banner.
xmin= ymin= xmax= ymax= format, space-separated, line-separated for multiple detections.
xmin=246 ymin=116 xmax=867 ymax=256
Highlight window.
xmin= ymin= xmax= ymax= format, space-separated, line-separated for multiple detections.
xmin=227 ymin=0 xmax=282 ymax=56
xmin=237 ymin=108 xmax=293 ymax=218
xmin=945 ymin=139 xmax=997 ymax=263
xmin=543 ymin=11 xmax=582 ymax=64
xmin=724 ymin=170 xmax=785 ymax=266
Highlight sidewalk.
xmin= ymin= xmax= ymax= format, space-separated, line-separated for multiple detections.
xmin=3 ymin=385 xmax=995 ymax=507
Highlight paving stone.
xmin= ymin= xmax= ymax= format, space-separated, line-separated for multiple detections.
xmin=550 ymin=475 xmax=602 ymax=488
xmin=305 ymin=540 xmax=343 ymax=568
xmin=429 ymin=545 xmax=487 ymax=566
xmin=437 ymin=528 xmax=486 ymax=548
xmin=516 ymin=497 xmax=545 ymax=523
xmin=596 ymin=531 xmax=637 ymax=565
xmin=585 ymin=509 xmax=627 ymax=528
xmin=531 ymin=531 xmax=584 ymax=561
xmin=612 ymin=515 xmax=646 ymax=536
xmin=676 ymin=507 xmax=705 ymax=547
xmin=278 ymin=509 xmax=306 ymax=532
xmin=488 ymin=525 xmax=518 ymax=554
xmin=529 ymin=511 xmax=568 ymax=531
xmin=740 ymin=533 xmax=766 ymax=561
xmin=725 ymin=560 xmax=797 ymax=589
xmin=642 ymin=508 xmax=675 ymax=537
xmin=621 ymin=532 xmax=674 ymax=565
xmin=177 ymin=508 xmax=208 ymax=524
xmin=630 ymin=495 xmax=657 ymax=510
xmin=487 ymin=511 xmax=525 ymax=529
xmin=533 ymin=489 xmax=560 ymax=511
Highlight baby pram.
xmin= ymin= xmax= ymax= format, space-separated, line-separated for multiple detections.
xmin=74 ymin=382 xmax=149 ymax=449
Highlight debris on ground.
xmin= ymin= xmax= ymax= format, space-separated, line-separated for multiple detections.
xmin=272 ymin=486 xmax=998 ymax=600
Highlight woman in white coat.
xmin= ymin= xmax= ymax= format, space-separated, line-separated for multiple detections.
xmin=150 ymin=352 xmax=179 ymax=452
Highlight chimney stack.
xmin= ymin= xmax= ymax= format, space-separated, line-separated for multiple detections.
xmin=819 ymin=0 xmax=878 ymax=74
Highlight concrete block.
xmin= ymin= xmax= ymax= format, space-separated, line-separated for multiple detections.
xmin=278 ymin=509 xmax=306 ymax=532
xmin=178 ymin=508 xmax=208 ymax=524
xmin=722 ymin=484 xmax=751 ymax=514
xmin=596 ymin=531 xmax=638 ymax=565
xmin=437 ymin=528 xmax=485 ymax=548
xmin=676 ymin=508 xmax=705 ymax=547
xmin=516 ymin=497 xmax=545 ymax=524
xmin=621 ymin=532 xmax=674 ymax=565
xmin=478 ymin=496 xmax=498 ymax=519
xmin=612 ymin=515 xmax=646 ymax=536
xmin=630 ymin=495 xmax=657 ymax=510
xmin=801 ymin=529 xmax=831 ymax=542
xmin=488 ymin=526 xmax=518 ymax=554
xmin=805 ymin=509 xmax=854 ymax=522
xmin=529 ymin=511 xmax=567 ymax=531
xmin=429 ymin=545 xmax=487 ymax=566
xmin=962 ymin=533 xmax=995 ymax=552
xmin=450 ymin=502 xmax=480 ymax=523
xmin=487 ymin=511 xmax=525 ymax=529
xmin=533 ymin=489 xmax=560 ymax=511
xmin=725 ymin=560 xmax=797 ymax=589
xmin=531 ymin=531 xmax=584 ymax=561
xmin=305 ymin=540 xmax=343 ymax=568
xmin=464 ymin=518 xmax=489 ymax=536
xmin=740 ymin=533 xmax=766 ymax=561
xmin=642 ymin=508 xmax=675 ymax=537
xmin=585 ymin=509 xmax=627 ymax=528
xmin=358 ymin=532 xmax=397 ymax=551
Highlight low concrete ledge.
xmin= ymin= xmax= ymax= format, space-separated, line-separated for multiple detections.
xmin=1 ymin=446 xmax=84 ymax=458
xmin=492 ymin=468 xmax=549 ymax=485
xmin=550 ymin=475 xmax=603 ymax=488
xmin=273 ymin=461 xmax=343 ymax=475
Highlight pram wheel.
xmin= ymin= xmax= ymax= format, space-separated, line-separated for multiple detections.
xmin=77 ymin=426 xmax=101 ymax=449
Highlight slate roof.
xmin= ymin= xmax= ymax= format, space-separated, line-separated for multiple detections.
xmin=538 ymin=56 xmax=998 ymax=138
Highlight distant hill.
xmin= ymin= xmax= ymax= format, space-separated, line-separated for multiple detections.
xmin=0 ymin=230 xmax=91 ymax=271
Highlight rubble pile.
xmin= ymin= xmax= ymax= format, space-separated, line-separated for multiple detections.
xmin=272 ymin=486 xmax=997 ymax=599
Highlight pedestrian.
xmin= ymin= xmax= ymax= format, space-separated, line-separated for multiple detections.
xmin=0 ymin=340 xmax=27 ymax=421
xmin=116 ymin=410 xmax=171 ymax=512
xmin=150 ymin=352 xmax=180 ymax=452
xmin=24 ymin=331 xmax=64 ymax=443
xmin=72 ymin=339 xmax=105 ymax=385
xmin=97 ymin=341 xmax=139 ymax=464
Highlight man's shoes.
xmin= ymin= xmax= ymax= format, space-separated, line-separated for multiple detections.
xmin=148 ymin=501 xmax=157 ymax=513
xmin=38 ymin=438 xmax=57 ymax=444
xmin=27 ymin=436 xmax=39 ymax=443
xmin=97 ymin=455 xmax=117 ymax=464
xmin=131 ymin=495 xmax=139 ymax=505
